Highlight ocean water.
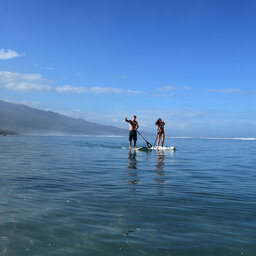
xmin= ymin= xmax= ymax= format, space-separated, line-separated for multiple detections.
xmin=0 ymin=135 xmax=255 ymax=256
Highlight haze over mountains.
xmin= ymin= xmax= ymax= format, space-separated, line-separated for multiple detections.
xmin=0 ymin=100 xmax=127 ymax=135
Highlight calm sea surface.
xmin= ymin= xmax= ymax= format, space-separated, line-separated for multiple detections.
xmin=0 ymin=136 xmax=255 ymax=256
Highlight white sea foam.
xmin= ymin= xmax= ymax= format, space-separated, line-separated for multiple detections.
xmin=167 ymin=137 xmax=256 ymax=141
xmin=71 ymin=135 xmax=125 ymax=137
xmin=95 ymin=135 xmax=124 ymax=138
xmin=231 ymin=137 xmax=256 ymax=141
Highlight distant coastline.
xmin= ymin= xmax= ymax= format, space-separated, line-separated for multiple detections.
xmin=0 ymin=100 xmax=127 ymax=136
xmin=0 ymin=129 xmax=18 ymax=135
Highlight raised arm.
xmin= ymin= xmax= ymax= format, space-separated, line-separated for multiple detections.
xmin=125 ymin=117 xmax=130 ymax=123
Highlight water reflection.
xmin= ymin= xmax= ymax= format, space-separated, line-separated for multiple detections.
xmin=155 ymin=150 xmax=165 ymax=195
xmin=127 ymin=150 xmax=139 ymax=191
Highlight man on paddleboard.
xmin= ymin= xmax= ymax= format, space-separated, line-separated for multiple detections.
xmin=125 ymin=115 xmax=139 ymax=149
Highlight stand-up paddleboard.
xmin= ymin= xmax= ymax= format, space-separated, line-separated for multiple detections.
xmin=152 ymin=146 xmax=175 ymax=151
xmin=135 ymin=147 xmax=151 ymax=152
xmin=122 ymin=146 xmax=176 ymax=151
xmin=138 ymin=146 xmax=175 ymax=151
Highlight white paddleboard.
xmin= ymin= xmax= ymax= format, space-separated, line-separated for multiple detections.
xmin=122 ymin=146 xmax=176 ymax=151
xmin=151 ymin=146 xmax=175 ymax=151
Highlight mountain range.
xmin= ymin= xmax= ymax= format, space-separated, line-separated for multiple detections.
xmin=0 ymin=100 xmax=127 ymax=135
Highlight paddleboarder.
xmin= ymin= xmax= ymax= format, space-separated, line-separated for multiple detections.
xmin=125 ymin=115 xmax=139 ymax=149
xmin=155 ymin=118 xmax=165 ymax=148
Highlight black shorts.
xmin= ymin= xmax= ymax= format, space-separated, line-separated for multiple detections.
xmin=129 ymin=130 xmax=137 ymax=141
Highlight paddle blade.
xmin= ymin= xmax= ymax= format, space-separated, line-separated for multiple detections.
xmin=146 ymin=141 xmax=152 ymax=148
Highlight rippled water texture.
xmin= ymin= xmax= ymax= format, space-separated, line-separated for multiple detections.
xmin=0 ymin=136 xmax=255 ymax=255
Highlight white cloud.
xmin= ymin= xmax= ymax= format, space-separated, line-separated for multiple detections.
xmin=205 ymin=88 xmax=247 ymax=94
xmin=56 ymin=85 xmax=144 ymax=95
xmin=0 ymin=70 xmax=144 ymax=95
xmin=0 ymin=48 xmax=25 ymax=60
xmin=56 ymin=85 xmax=86 ymax=93
xmin=0 ymin=71 xmax=52 ymax=92
xmin=45 ymin=67 xmax=55 ymax=71
xmin=0 ymin=71 xmax=45 ymax=82
xmin=157 ymin=85 xmax=192 ymax=92
xmin=4 ymin=82 xmax=52 ymax=91
xmin=3 ymin=99 xmax=40 ymax=107
xmin=152 ymin=85 xmax=192 ymax=98
xmin=152 ymin=93 xmax=169 ymax=98
xmin=89 ymin=86 xmax=144 ymax=94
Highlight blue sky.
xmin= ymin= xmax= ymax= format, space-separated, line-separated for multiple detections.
xmin=1 ymin=0 xmax=256 ymax=137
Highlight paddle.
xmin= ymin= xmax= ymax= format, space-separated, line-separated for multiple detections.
xmin=137 ymin=130 xmax=152 ymax=148
xmin=153 ymin=134 xmax=158 ymax=147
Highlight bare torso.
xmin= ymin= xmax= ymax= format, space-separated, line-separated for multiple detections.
xmin=129 ymin=120 xmax=138 ymax=131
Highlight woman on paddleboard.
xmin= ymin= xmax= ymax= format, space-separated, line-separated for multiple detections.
xmin=155 ymin=118 xmax=165 ymax=148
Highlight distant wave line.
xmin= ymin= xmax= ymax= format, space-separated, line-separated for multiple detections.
xmin=167 ymin=137 xmax=256 ymax=140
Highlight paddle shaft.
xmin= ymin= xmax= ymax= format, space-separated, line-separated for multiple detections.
xmin=153 ymin=134 xmax=158 ymax=147
xmin=137 ymin=130 xmax=152 ymax=148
